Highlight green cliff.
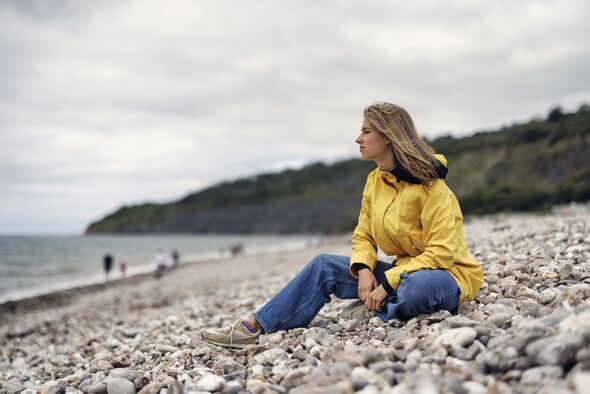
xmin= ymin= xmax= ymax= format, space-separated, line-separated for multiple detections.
xmin=86 ymin=105 xmax=590 ymax=234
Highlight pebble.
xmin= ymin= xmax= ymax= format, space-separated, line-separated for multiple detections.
xmin=194 ymin=374 xmax=225 ymax=392
xmin=3 ymin=204 xmax=590 ymax=394
xmin=106 ymin=378 xmax=136 ymax=394
xmin=572 ymin=372 xmax=590 ymax=394
xmin=97 ymin=361 xmax=113 ymax=371
xmin=252 ymin=349 xmax=289 ymax=366
xmin=88 ymin=383 xmax=107 ymax=394
xmin=520 ymin=366 xmax=563 ymax=384
xmin=434 ymin=327 xmax=477 ymax=348
xmin=3 ymin=378 xmax=25 ymax=393
xmin=525 ymin=335 xmax=583 ymax=366
xmin=136 ymin=382 xmax=161 ymax=394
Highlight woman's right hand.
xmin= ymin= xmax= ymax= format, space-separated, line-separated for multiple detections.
xmin=358 ymin=269 xmax=377 ymax=301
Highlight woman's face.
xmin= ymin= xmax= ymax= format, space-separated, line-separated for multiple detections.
xmin=355 ymin=117 xmax=391 ymax=161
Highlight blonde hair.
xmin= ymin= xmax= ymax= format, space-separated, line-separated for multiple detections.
xmin=363 ymin=102 xmax=440 ymax=186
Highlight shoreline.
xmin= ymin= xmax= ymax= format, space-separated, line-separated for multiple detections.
xmin=0 ymin=235 xmax=348 ymax=321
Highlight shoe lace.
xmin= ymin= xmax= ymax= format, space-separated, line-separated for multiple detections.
xmin=229 ymin=320 xmax=241 ymax=347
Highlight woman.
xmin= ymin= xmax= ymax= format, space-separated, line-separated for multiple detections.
xmin=201 ymin=102 xmax=484 ymax=348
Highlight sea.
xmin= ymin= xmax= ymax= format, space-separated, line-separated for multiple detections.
xmin=0 ymin=234 xmax=316 ymax=303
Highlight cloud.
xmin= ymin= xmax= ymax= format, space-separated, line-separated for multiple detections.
xmin=0 ymin=0 xmax=589 ymax=233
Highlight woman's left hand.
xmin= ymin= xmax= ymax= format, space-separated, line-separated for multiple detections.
xmin=364 ymin=285 xmax=388 ymax=312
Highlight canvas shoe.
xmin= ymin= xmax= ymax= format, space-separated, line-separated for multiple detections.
xmin=342 ymin=300 xmax=377 ymax=320
xmin=201 ymin=320 xmax=262 ymax=349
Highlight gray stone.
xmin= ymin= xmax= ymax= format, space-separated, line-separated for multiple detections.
xmin=520 ymin=366 xmax=563 ymax=385
xmin=136 ymin=382 xmax=161 ymax=394
xmin=355 ymin=385 xmax=380 ymax=394
xmin=405 ymin=349 xmax=422 ymax=369
xmin=572 ymin=372 xmax=590 ymax=394
xmin=559 ymin=311 xmax=590 ymax=342
xmin=351 ymin=367 xmax=382 ymax=389
xmin=434 ymin=327 xmax=477 ymax=348
xmin=110 ymin=356 xmax=130 ymax=368
xmin=538 ymin=288 xmax=557 ymax=304
xmin=213 ymin=356 xmax=245 ymax=374
xmin=445 ymin=316 xmax=480 ymax=328
xmin=344 ymin=319 xmax=360 ymax=332
xmin=155 ymin=344 xmax=179 ymax=354
xmin=253 ymin=348 xmax=289 ymax=365
xmin=89 ymin=383 xmax=107 ymax=394
xmin=97 ymin=361 xmax=113 ymax=371
xmin=292 ymin=348 xmax=307 ymax=361
xmin=106 ymin=378 xmax=136 ymax=394
xmin=282 ymin=368 xmax=310 ymax=389
xmin=304 ymin=328 xmax=333 ymax=346
xmin=3 ymin=378 xmax=25 ymax=394
xmin=165 ymin=379 xmax=183 ymax=394
xmin=330 ymin=362 xmax=353 ymax=377
xmin=267 ymin=332 xmax=284 ymax=344
xmin=461 ymin=381 xmax=487 ymax=394
xmin=328 ymin=323 xmax=344 ymax=334
xmin=289 ymin=381 xmax=353 ymax=394
xmin=482 ymin=348 xmax=518 ymax=373
xmin=463 ymin=340 xmax=486 ymax=360
xmin=526 ymin=335 xmax=584 ymax=367
xmin=119 ymin=328 xmax=141 ymax=338
xmin=385 ymin=330 xmax=411 ymax=343
xmin=107 ymin=370 xmax=142 ymax=383
xmin=361 ymin=346 xmax=384 ymax=365
xmin=133 ymin=377 xmax=149 ymax=392
xmin=222 ymin=381 xmax=243 ymax=394
xmin=195 ymin=374 xmax=225 ymax=392
xmin=486 ymin=312 xmax=513 ymax=329
xmin=78 ymin=379 xmax=92 ymax=394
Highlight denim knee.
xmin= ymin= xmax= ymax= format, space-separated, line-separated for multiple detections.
xmin=397 ymin=270 xmax=460 ymax=315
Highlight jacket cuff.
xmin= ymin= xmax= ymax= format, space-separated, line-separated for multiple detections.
xmin=380 ymin=278 xmax=395 ymax=294
xmin=350 ymin=263 xmax=371 ymax=276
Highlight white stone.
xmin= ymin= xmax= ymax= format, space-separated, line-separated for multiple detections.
xmin=461 ymin=381 xmax=487 ymax=394
xmin=252 ymin=348 xmax=289 ymax=366
xmin=106 ymin=377 xmax=136 ymax=394
xmin=538 ymin=288 xmax=558 ymax=304
xmin=559 ymin=311 xmax=590 ymax=341
xmin=194 ymin=374 xmax=225 ymax=392
xmin=250 ymin=364 xmax=264 ymax=376
xmin=434 ymin=327 xmax=477 ymax=348
xmin=573 ymin=372 xmax=590 ymax=394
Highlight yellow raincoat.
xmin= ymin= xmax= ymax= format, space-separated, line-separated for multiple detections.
xmin=350 ymin=155 xmax=484 ymax=302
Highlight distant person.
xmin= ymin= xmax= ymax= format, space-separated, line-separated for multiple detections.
xmin=230 ymin=243 xmax=243 ymax=256
xmin=119 ymin=260 xmax=127 ymax=278
xmin=202 ymin=102 xmax=484 ymax=348
xmin=155 ymin=249 xmax=167 ymax=278
xmin=172 ymin=250 xmax=180 ymax=267
xmin=103 ymin=253 xmax=114 ymax=281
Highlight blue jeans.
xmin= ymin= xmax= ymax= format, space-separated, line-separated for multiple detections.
xmin=255 ymin=253 xmax=461 ymax=333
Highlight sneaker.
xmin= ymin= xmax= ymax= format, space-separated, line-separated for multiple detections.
xmin=201 ymin=320 xmax=262 ymax=349
xmin=342 ymin=300 xmax=377 ymax=320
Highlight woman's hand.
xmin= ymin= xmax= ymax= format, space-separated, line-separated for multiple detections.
xmin=358 ymin=269 xmax=377 ymax=301
xmin=365 ymin=285 xmax=388 ymax=312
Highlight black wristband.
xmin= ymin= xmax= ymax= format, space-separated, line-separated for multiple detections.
xmin=380 ymin=278 xmax=395 ymax=294
xmin=351 ymin=263 xmax=370 ymax=275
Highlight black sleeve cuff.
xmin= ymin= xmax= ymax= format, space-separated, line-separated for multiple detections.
xmin=351 ymin=263 xmax=371 ymax=276
xmin=380 ymin=278 xmax=395 ymax=294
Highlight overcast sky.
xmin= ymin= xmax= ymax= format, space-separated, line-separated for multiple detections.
xmin=1 ymin=0 xmax=589 ymax=234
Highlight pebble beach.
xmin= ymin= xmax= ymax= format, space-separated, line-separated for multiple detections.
xmin=2 ymin=203 xmax=590 ymax=394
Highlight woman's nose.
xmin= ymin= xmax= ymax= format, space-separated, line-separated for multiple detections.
xmin=355 ymin=134 xmax=362 ymax=143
